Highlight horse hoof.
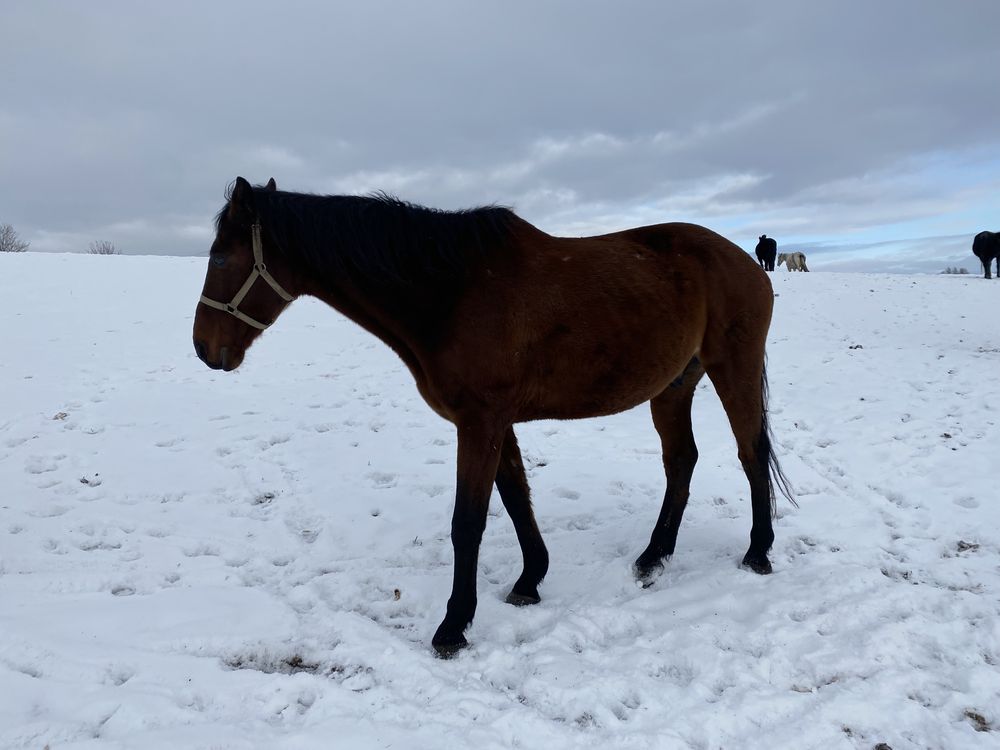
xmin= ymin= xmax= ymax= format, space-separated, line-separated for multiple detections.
xmin=740 ymin=554 xmax=773 ymax=575
xmin=634 ymin=560 xmax=665 ymax=588
xmin=505 ymin=590 xmax=541 ymax=606
xmin=432 ymin=634 xmax=469 ymax=658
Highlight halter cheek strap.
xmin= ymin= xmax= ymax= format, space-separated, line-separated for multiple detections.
xmin=199 ymin=222 xmax=293 ymax=330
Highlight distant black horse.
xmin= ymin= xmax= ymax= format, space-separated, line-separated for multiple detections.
xmin=973 ymin=231 xmax=1000 ymax=279
xmin=755 ymin=235 xmax=777 ymax=272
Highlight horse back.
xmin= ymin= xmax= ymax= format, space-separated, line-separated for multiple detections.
xmin=612 ymin=222 xmax=771 ymax=304
xmin=756 ymin=236 xmax=777 ymax=254
xmin=973 ymin=230 xmax=999 ymax=252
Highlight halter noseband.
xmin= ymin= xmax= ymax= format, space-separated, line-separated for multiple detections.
xmin=199 ymin=222 xmax=293 ymax=330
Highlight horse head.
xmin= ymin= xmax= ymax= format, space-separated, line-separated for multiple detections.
xmin=192 ymin=176 xmax=299 ymax=371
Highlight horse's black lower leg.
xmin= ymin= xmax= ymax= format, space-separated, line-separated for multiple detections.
xmin=634 ymin=453 xmax=697 ymax=582
xmin=740 ymin=434 xmax=776 ymax=574
xmin=635 ymin=360 xmax=703 ymax=582
xmin=495 ymin=427 xmax=548 ymax=605
xmin=704 ymin=355 xmax=776 ymax=575
xmin=432 ymin=420 xmax=505 ymax=656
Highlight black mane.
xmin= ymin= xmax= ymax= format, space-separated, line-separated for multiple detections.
xmin=218 ymin=186 xmax=521 ymax=293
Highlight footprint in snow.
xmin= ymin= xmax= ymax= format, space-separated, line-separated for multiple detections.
xmin=25 ymin=455 xmax=63 ymax=474
xmin=285 ymin=514 xmax=322 ymax=543
xmin=418 ymin=484 xmax=448 ymax=497
xmin=367 ymin=471 xmax=397 ymax=488
xmin=104 ymin=665 xmax=136 ymax=686
xmin=42 ymin=538 xmax=68 ymax=554
xmin=183 ymin=543 xmax=221 ymax=557
xmin=29 ymin=505 xmax=70 ymax=519
xmin=259 ymin=434 xmax=291 ymax=450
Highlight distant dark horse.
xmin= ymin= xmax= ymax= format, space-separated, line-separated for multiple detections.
xmin=193 ymin=177 xmax=792 ymax=655
xmin=973 ymin=231 xmax=1000 ymax=279
xmin=755 ymin=235 xmax=777 ymax=271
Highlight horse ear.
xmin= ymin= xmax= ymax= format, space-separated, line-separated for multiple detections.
xmin=265 ymin=177 xmax=277 ymax=192
xmin=228 ymin=176 xmax=255 ymax=222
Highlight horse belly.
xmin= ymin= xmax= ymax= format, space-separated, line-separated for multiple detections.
xmin=520 ymin=315 xmax=703 ymax=420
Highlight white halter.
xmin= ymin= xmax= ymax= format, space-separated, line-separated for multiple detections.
xmin=199 ymin=223 xmax=293 ymax=330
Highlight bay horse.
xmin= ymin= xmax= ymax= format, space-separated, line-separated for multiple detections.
xmin=755 ymin=235 xmax=777 ymax=271
xmin=193 ymin=177 xmax=792 ymax=655
xmin=972 ymin=230 xmax=1000 ymax=279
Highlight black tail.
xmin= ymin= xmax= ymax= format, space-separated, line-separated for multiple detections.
xmin=759 ymin=360 xmax=795 ymax=515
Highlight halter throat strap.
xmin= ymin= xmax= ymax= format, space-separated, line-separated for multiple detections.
xmin=199 ymin=222 xmax=293 ymax=330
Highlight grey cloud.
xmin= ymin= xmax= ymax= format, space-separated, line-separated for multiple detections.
xmin=1 ymin=1 xmax=998 ymax=266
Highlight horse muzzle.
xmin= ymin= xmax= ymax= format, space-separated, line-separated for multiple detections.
xmin=194 ymin=340 xmax=238 ymax=372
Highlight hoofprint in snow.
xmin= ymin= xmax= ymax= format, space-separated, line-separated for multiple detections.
xmin=1 ymin=252 xmax=998 ymax=749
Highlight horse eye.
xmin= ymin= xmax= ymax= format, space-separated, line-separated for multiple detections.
xmin=211 ymin=254 xmax=226 ymax=268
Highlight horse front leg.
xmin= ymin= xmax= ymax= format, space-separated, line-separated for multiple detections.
xmin=432 ymin=418 xmax=506 ymax=656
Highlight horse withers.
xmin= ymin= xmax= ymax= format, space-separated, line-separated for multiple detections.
xmin=973 ymin=231 xmax=1000 ymax=279
xmin=193 ymin=177 xmax=793 ymax=655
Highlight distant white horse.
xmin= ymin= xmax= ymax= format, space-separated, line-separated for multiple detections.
xmin=777 ymin=252 xmax=809 ymax=272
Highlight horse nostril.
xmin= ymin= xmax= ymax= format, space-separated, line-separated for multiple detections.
xmin=194 ymin=339 xmax=207 ymax=362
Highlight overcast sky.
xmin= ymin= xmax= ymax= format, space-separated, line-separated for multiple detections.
xmin=2 ymin=1 xmax=998 ymax=272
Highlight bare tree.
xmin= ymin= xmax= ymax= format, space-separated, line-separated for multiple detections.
xmin=89 ymin=240 xmax=119 ymax=255
xmin=0 ymin=223 xmax=29 ymax=252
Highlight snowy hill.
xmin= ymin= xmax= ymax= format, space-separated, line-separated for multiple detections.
xmin=1 ymin=253 xmax=998 ymax=749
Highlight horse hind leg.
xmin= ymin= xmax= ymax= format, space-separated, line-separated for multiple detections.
xmin=635 ymin=357 xmax=704 ymax=583
xmin=495 ymin=426 xmax=549 ymax=605
xmin=703 ymin=347 xmax=786 ymax=574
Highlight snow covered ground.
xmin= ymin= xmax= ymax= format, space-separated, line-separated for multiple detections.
xmin=1 ymin=252 xmax=998 ymax=749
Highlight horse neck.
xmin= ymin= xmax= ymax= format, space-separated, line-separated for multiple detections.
xmin=270 ymin=194 xmax=530 ymax=365
xmin=298 ymin=256 xmax=454 ymax=371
